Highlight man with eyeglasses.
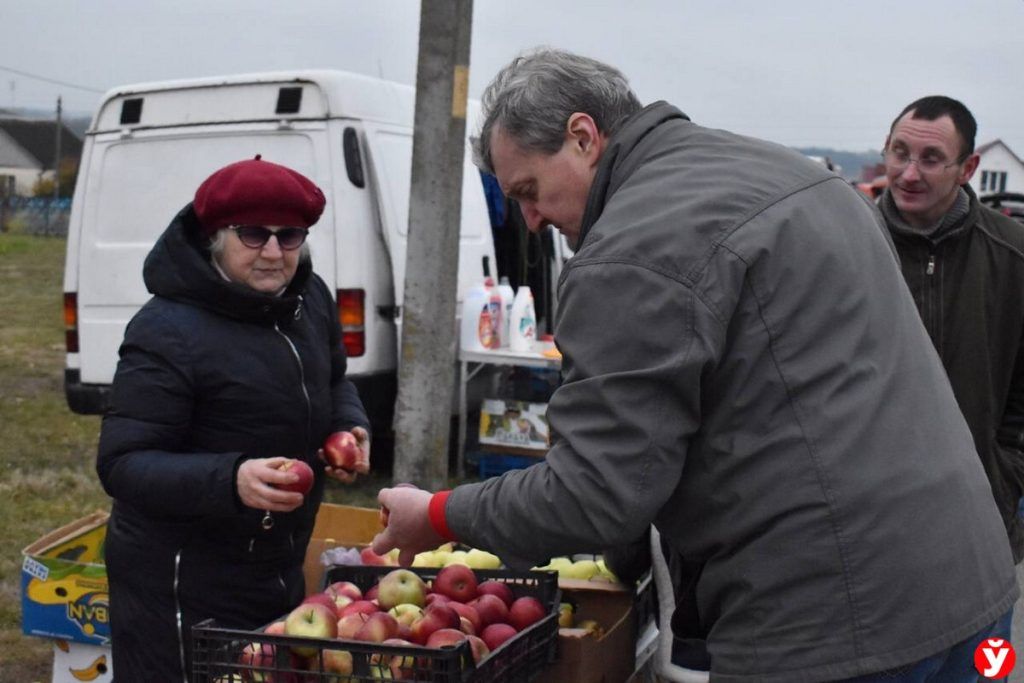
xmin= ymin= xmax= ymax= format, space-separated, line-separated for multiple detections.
xmin=880 ymin=96 xmax=1024 ymax=575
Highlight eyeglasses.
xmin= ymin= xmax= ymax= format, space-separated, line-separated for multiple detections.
xmin=229 ymin=225 xmax=308 ymax=250
xmin=882 ymin=148 xmax=964 ymax=175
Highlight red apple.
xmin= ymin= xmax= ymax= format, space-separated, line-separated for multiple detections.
xmin=284 ymin=603 xmax=337 ymax=657
xmin=326 ymin=581 xmax=363 ymax=602
xmin=301 ymin=592 xmax=340 ymax=618
xmin=360 ymin=546 xmax=395 ymax=567
xmin=238 ymin=641 xmax=275 ymax=683
xmin=476 ymin=580 xmax=515 ymax=608
xmin=355 ymin=611 xmax=400 ymax=643
xmin=323 ymin=431 xmax=361 ymax=470
xmin=320 ymin=648 xmax=353 ymax=678
xmin=370 ymin=638 xmax=418 ymax=680
xmin=507 ymin=596 xmax=546 ymax=631
xmin=448 ymin=602 xmax=482 ymax=634
xmin=433 ymin=564 xmax=479 ymax=603
xmin=336 ymin=612 xmax=370 ymax=640
xmin=470 ymin=593 xmax=509 ymax=627
xmin=274 ymin=459 xmax=314 ymax=495
xmin=339 ymin=599 xmax=380 ymax=618
xmin=410 ymin=602 xmax=461 ymax=644
xmin=480 ymin=622 xmax=518 ymax=651
xmin=364 ymin=584 xmax=380 ymax=602
xmin=426 ymin=627 xmax=467 ymax=650
xmin=263 ymin=620 xmax=286 ymax=635
xmin=425 ymin=592 xmax=451 ymax=607
xmin=466 ymin=634 xmax=491 ymax=664
xmin=376 ymin=569 xmax=427 ymax=610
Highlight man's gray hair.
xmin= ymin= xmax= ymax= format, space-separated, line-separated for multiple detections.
xmin=472 ymin=48 xmax=643 ymax=175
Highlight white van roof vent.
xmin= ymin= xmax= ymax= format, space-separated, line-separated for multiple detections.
xmin=275 ymin=87 xmax=303 ymax=115
xmin=120 ymin=98 xmax=143 ymax=125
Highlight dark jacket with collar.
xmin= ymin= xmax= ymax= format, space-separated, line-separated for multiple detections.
xmin=97 ymin=204 xmax=368 ymax=681
xmin=884 ymin=186 xmax=1024 ymax=562
xmin=446 ymin=102 xmax=1016 ymax=681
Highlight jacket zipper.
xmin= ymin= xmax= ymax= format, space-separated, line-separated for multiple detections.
xmin=926 ymin=253 xmax=936 ymax=275
xmin=173 ymin=549 xmax=188 ymax=683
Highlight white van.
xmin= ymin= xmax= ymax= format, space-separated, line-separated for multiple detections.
xmin=62 ymin=69 xmax=497 ymax=432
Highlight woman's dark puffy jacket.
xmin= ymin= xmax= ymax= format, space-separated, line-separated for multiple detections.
xmin=97 ymin=205 xmax=368 ymax=682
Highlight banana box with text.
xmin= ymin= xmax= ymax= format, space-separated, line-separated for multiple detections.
xmin=51 ymin=639 xmax=113 ymax=683
xmin=535 ymin=579 xmax=637 ymax=683
xmin=21 ymin=511 xmax=111 ymax=647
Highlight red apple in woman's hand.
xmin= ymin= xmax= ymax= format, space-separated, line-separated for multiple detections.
xmin=275 ymin=459 xmax=314 ymax=495
xmin=323 ymin=431 xmax=361 ymax=470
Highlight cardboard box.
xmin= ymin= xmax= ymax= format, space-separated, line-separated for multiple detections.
xmin=302 ymin=503 xmax=383 ymax=594
xmin=479 ymin=398 xmax=550 ymax=452
xmin=535 ymin=579 xmax=637 ymax=683
xmin=51 ymin=640 xmax=113 ymax=683
xmin=21 ymin=511 xmax=110 ymax=646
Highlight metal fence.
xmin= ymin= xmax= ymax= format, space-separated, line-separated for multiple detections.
xmin=0 ymin=197 xmax=71 ymax=236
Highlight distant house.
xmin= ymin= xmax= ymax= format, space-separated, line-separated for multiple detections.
xmin=0 ymin=118 xmax=83 ymax=196
xmin=969 ymin=139 xmax=1024 ymax=196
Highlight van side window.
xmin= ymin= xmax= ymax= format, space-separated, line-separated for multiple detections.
xmin=275 ymin=87 xmax=303 ymax=114
xmin=343 ymin=128 xmax=365 ymax=189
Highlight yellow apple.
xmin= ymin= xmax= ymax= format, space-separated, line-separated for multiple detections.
xmin=464 ymin=548 xmax=502 ymax=570
xmin=561 ymin=560 xmax=599 ymax=580
xmin=442 ymin=550 xmax=469 ymax=567
xmin=557 ymin=602 xmax=575 ymax=628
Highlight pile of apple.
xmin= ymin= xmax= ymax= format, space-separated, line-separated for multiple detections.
xmin=236 ymin=565 xmax=549 ymax=681
xmin=344 ymin=542 xmax=502 ymax=571
xmin=532 ymin=556 xmax=619 ymax=583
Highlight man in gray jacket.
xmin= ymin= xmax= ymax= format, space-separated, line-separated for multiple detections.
xmin=374 ymin=49 xmax=1017 ymax=682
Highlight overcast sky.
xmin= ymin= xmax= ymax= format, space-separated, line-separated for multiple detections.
xmin=3 ymin=0 xmax=1023 ymax=155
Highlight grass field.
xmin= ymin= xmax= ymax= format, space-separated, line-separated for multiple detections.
xmin=0 ymin=233 xmax=395 ymax=682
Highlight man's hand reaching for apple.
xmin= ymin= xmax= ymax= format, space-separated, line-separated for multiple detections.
xmin=371 ymin=486 xmax=445 ymax=566
xmin=319 ymin=426 xmax=371 ymax=483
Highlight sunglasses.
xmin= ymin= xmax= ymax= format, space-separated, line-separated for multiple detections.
xmin=229 ymin=225 xmax=308 ymax=250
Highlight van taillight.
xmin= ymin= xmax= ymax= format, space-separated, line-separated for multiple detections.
xmin=64 ymin=292 xmax=79 ymax=353
xmin=337 ymin=289 xmax=365 ymax=357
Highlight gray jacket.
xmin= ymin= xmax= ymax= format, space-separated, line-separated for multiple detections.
xmin=447 ymin=102 xmax=1017 ymax=681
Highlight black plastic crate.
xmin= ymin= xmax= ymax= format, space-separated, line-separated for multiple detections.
xmin=192 ymin=566 xmax=560 ymax=682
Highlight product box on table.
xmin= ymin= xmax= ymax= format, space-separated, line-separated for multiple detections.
xmin=21 ymin=511 xmax=111 ymax=646
xmin=478 ymin=398 xmax=550 ymax=452
xmin=303 ymin=503 xmax=383 ymax=596
xmin=191 ymin=565 xmax=560 ymax=682
xmin=534 ymin=579 xmax=638 ymax=683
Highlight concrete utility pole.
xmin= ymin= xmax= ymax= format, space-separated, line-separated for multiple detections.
xmin=393 ymin=0 xmax=474 ymax=488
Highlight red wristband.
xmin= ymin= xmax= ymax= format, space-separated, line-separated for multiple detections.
xmin=428 ymin=490 xmax=457 ymax=542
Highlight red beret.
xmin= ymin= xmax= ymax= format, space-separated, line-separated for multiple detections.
xmin=193 ymin=155 xmax=326 ymax=235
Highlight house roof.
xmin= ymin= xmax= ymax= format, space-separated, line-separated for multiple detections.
xmin=0 ymin=118 xmax=82 ymax=168
xmin=976 ymin=139 xmax=1024 ymax=167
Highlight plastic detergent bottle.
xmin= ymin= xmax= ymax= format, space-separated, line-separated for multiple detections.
xmin=460 ymin=281 xmax=490 ymax=352
xmin=496 ymin=276 xmax=515 ymax=347
xmin=482 ymin=277 xmax=502 ymax=349
xmin=509 ymin=286 xmax=537 ymax=352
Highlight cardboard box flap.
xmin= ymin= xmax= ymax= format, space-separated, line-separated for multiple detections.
xmin=310 ymin=504 xmax=382 ymax=544
xmin=22 ymin=510 xmax=108 ymax=564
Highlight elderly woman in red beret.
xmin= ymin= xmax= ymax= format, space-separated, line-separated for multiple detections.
xmin=96 ymin=156 xmax=371 ymax=681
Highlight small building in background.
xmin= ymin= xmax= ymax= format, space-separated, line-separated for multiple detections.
xmin=969 ymin=139 xmax=1024 ymax=196
xmin=0 ymin=118 xmax=82 ymax=197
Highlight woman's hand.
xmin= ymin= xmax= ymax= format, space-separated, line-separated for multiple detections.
xmin=320 ymin=426 xmax=371 ymax=484
xmin=236 ymin=457 xmax=305 ymax=511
